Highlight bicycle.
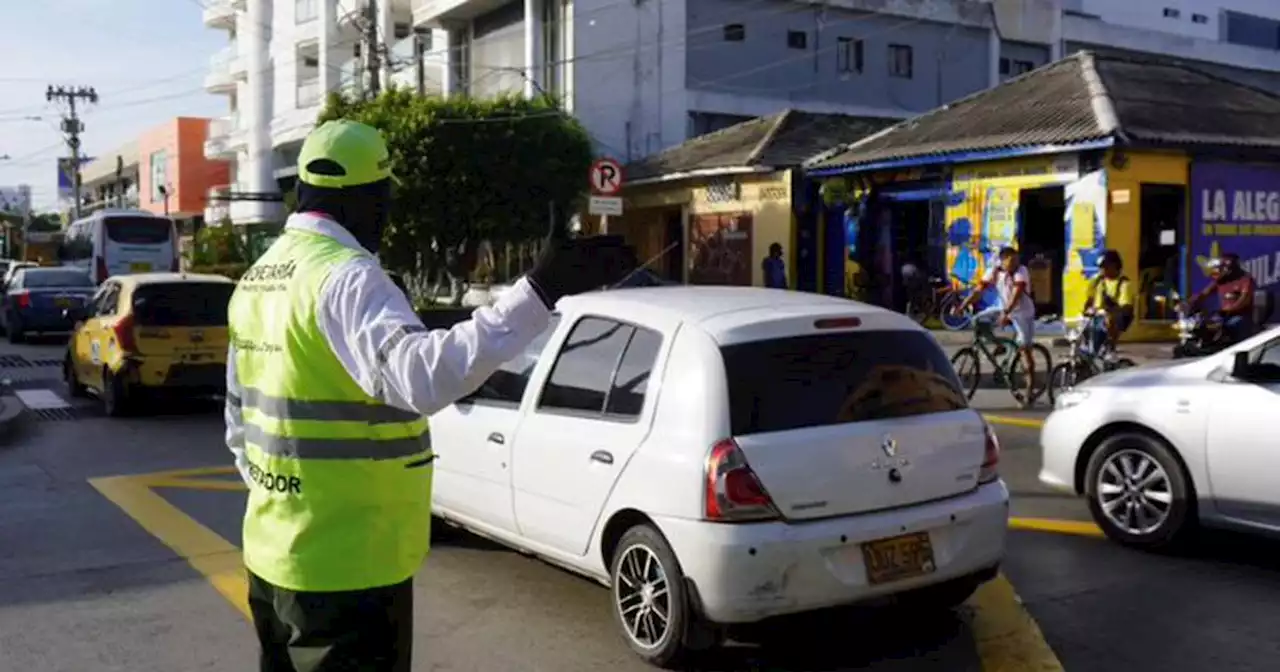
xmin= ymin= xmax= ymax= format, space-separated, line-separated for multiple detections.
xmin=949 ymin=313 xmax=1054 ymax=407
xmin=936 ymin=276 xmax=979 ymax=331
xmin=1046 ymin=313 xmax=1135 ymax=404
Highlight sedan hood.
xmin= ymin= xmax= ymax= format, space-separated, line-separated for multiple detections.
xmin=1081 ymin=358 xmax=1205 ymax=389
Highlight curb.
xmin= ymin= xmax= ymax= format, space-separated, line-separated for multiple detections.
xmin=0 ymin=393 xmax=30 ymax=447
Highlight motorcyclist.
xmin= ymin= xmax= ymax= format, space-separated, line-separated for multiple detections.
xmin=1186 ymin=252 xmax=1257 ymax=345
xmin=1081 ymin=250 xmax=1133 ymax=356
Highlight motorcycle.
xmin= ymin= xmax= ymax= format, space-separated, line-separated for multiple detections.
xmin=1167 ymin=291 xmax=1233 ymax=359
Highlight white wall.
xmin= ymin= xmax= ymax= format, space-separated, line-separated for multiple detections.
xmin=1078 ymin=0 xmax=1280 ymax=40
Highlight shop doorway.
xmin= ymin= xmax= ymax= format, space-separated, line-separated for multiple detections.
xmin=1018 ymin=186 xmax=1066 ymax=316
xmin=1138 ymin=184 xmax=1186 ymax=320
xmin=662 ymin=210 xmax=685 ymax=282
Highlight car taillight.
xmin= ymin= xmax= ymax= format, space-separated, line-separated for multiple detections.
xmin=979 ymin=423 xmax=1001 ymax=484
xmin=704 ymin=438 xmax=779 ymax=522
xmin=14 ymin=291 xmax=30 ymax=309
xmin=95 ymin=256 xmax=108 ymax=282
xmin=113 ymin=314 xmax=138 ymax=352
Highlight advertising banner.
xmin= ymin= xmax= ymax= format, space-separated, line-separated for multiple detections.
xmin=1190 ymin=162 xmax=1280 ymax=295
xmin=0 ymin=185 xmax=31 ymax=215
xmin=56 ymin=157 xmax=93 ymax=203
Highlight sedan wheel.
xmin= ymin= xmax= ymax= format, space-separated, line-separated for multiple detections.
xmin=1085 ymin=432 xmax=1195 ymax=550
xmin=610 ymin=525 xmax=704 ymax=668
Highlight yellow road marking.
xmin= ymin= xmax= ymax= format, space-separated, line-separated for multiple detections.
xmin=983 ymin=414 xmax=1046 ymax=429
xmin=95 ymin=467 xmax=1090 ymax=669
xmin=1010 ymin=517 xmax=1104 ymax=538
xmin=968 ymin=574 xmax=1065 ymax=671
xmin=89 ymin=474 xmax=251 ymax=621
xmin=134 ymin=464 xmax=239 ymax=480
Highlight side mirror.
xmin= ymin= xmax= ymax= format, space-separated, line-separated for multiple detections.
xmin=1232 ymin=351 xmax=1252 ymax=379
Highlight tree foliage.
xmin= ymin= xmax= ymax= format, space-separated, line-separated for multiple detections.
xmin=188 ymin=217 xmax=249 ymax=279
xmin=316 ymin=89 xmax=594 ymax=282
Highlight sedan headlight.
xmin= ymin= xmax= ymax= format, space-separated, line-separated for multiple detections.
xmin=1054 ymin=389 xmax=1091 ymax=410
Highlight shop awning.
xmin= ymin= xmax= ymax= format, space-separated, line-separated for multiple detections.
xmin=808 ymin=50 xmax=1280 ymax=176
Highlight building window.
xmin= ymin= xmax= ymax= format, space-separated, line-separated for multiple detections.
xmin=1013 ymin=60 xmax=1034 ymax=75
xmin=149 ymin=150 xmax=168 ymax=204
xmin=1224 ymin=11 xmax=1280 ymax=50
xmin=723 ymin=24 xmax=745 ymax=42
xmin=837 ymin=37 xmax=864 ymax=73
xmin=1192 ymin=13 xmax=1208 ymax=24
xmin=889 ymin=44 xmax=913 ymax=78
xmin=1162 ymin=8 xmax=1180 ymax=18
xmin=787 ymin=30 xmax=807 ymax=50
xmin=295 ymin=0 xmax=317 ymax=23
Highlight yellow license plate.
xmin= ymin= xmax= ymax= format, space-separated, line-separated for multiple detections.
xmin=55 ymin=298 xmax=71 ymax=308
xmin=862 ymin=532 xmax=936 ymax=585
xmin=130 ymin=263 xmax=152 ymax=273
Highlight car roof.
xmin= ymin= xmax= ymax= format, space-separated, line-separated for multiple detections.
xmin=559 ymin=287 xmax=921 ymax=341
xmin=114 ymin=272 xmax=235 ymax=287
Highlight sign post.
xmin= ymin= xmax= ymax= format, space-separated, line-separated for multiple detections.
xmin=588 ymin=157 xmax=624 ymax=234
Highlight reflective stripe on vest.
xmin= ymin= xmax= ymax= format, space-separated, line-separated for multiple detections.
xmin=229 ymin=228 xmax=433 ymax=593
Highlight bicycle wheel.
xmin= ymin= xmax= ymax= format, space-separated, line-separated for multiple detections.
xmin=1007 ymin=343 xmax=1053 ymax=406
xmin=905 ymin=292 xmax=933 ymax=325
xmin=939 ymin=293 xmax=973 ymax=331
xmin=1047 ymin=362 xmax=1075 ymax=405
xmin=950 ymin=347 xmax=981 ymax=399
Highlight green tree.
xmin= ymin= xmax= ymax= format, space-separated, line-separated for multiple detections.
xmin=317 ymin=88 xmax=594 ymax=304
xmin=189 ymin=217 xmax=250 ymax=278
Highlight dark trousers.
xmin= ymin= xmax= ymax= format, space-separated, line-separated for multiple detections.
xmin=247 ymin=571 xmax=414 ymax=672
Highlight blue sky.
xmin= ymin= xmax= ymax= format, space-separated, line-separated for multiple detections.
xmin=0 ymin=0 xmax=226 ymax=211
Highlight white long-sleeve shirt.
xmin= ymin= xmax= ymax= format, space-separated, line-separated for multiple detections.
xmin=226 ymin=213 xmax=551 ymax=484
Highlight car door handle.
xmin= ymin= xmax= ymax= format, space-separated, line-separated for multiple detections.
xmin=590 ymin=450 xmax=614 ymax=465
xmin=487 ymin=432 xmax=505 ymax=445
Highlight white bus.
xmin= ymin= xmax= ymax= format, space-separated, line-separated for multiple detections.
xmin=59 ymin=210 xmax=179 ymax=284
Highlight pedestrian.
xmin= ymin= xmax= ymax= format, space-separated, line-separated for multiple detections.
xmin=225 ymin=119 xmax=632 ymax=672
xmin=761 ymin=242 xmax=787 ymax=289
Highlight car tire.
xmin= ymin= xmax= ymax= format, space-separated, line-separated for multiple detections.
xmin=895 ymin=573 xmax=984 ymax=611
xmin=610 ymin=524 xmax=704 ymax=669
xmin=1084 ymin=431 xmax=1195 ymax=551
xmin=64 ymin=355 xmax=88 ymax=398
xmin=101 ymin=367 xmax=133 ymax=418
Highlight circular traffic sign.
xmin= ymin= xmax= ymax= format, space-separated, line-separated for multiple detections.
xmin=590 ymin=158 xmax=624 ymax=196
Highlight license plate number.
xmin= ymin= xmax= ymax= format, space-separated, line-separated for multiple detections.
xmin=55 ymin=298 xmax=71 ymax=308
xmin=861 ymin=532 xmax=936 ymax=585
xmin=130 ymin=263 xmax=152 ymax=273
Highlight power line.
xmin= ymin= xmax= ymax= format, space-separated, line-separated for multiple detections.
xmin=46 ymin=86 xmax=99 ymax=220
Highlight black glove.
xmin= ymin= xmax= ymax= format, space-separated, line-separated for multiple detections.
xmin=527 ymin=234 xmax=638 ymax=309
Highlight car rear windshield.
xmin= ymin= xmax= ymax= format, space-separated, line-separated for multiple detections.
xmin=21 ymin=269 xmax=94 ymax=288
xmin=105 ymin=217 xmax=171 ymax=245
xmin=132 ymin=283 xmax=235 ymax=326
xmin=720 ymin=330 xmax=969 ymax=436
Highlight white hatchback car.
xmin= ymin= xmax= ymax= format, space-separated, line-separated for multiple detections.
xmin=1041 ymin=325 xmax=1280 ymax=549
xmin=429 ymin=287 xmax=1009 ymax=667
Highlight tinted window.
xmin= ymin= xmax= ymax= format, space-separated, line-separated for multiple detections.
xmin=720 ymin=330 xmax=968 ymax=436
xmin=464 ymin=315 xmax=561 ymax=405
xmin=132 ymin=283 xmax=235 ymax=326
xmin=105 ymin=217 xmax=172 ymax=245
xmin=538 ymin=317 xmax=633 ymax=415
xmin=19 ymin=269 xmax=95 ymax=288
xmin=605 ymin=328 xmax=662 ymax=418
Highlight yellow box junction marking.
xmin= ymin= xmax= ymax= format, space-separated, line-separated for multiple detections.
xmin=94 ymin=464 xmax=1081 ymax=670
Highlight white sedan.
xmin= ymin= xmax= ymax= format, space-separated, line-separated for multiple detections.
xmin=1040 ymin=325 xmax=1280 ymax=549
xmin=430 ymin=286 xmax=1008 ymax=667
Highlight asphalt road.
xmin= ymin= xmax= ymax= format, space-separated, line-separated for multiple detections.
xmin=3 ymin=338 xmax=1280 ymax=671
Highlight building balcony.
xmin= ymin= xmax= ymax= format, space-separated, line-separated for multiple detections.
xmin=202 ymin=0 xmax=237 ymax=29
xmin=412 ymin=0 xmax=517 ymax=28
xmin=297 ymin=78 xmax=322 ymax=108
xmin=204 ymin=113 xmax=243 ymax=160
xmin=204 ymin=46 xmax=247 ymax=94
xmin=205 ymin=185 xmax=232 ymax=224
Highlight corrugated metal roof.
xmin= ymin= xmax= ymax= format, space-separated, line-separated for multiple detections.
xmin=809 ymin=51 xmax=1280 ymax=172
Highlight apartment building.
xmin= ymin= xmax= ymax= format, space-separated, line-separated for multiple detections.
xmin=413 ymin=0 xmax=1280 ymax=170
xmin=202 ymin=0 xmax=442 ymax=225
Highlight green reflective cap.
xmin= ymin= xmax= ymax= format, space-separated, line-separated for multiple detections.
xmin=297 ymin=120 xmax=396 ymax=188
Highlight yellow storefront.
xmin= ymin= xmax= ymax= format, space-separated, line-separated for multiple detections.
xmin=614 ymin=170 xmax=797 ymax=287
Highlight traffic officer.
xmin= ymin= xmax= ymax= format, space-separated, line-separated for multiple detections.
xmin=225 ymin=119 xmax=633 ymax=672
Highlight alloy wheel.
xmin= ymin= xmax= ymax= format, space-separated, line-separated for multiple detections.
xmin=1095 ymin=448 xmax=1173 ymax=536
xmin=613 ymin=544 xmax=671 ymax=650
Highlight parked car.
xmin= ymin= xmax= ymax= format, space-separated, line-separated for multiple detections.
xmin=0 ymin=267 xmax=96 ymax=342
xmin=1040 ymin=325 xmax=1280 ymax=549
xmin=64 ymin=272 xmax=235 ymax=416
xmin=429 ymin=287 xmax=1008 ymax=667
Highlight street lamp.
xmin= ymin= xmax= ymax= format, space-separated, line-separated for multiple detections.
xmin=158 ymin=184 xmax=171 ymax=216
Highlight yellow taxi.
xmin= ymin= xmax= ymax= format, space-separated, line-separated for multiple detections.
xmin=64 ymin=272 xmax=235 ymax=417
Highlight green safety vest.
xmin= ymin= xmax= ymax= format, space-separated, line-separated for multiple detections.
xmin=228 ymin=228 xmax=433 ymax=592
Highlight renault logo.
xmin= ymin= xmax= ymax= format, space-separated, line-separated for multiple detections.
xmin=881 ymin=435 xmax=898 ymax=458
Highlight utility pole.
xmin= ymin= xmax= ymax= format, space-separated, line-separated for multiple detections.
xmin=46 ymin=85 xmax=98 ymax=221
xmin=413 ymin=28 xmax=428 ymax=96
xmin=365 ymin=0 xmax=381 ymax=97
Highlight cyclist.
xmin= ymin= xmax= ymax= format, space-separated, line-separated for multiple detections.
xmin=1081 ymin=250 xmax=1134 ymax=356
xmin=953 ymin=246 xmax=1037 ymax=406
